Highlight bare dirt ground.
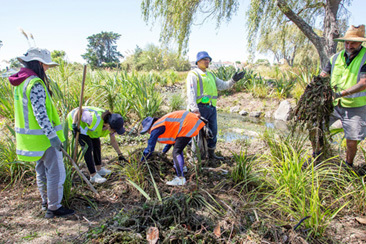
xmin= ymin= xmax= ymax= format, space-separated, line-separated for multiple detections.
xmin=2 ymin=89 xmax=366 ymax=243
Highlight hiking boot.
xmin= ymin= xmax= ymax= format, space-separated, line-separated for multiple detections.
xmin=45 ymin=206 xmax=75 ymax=219
xmin=97 ymin=167 xmax=111 ymax=176
xmin=41 ymin=203 xmax=47 ymax=211
xmin=90 ymin=173 xmax=107 ymax=184
xmin=208 ymin=148 xmax=224 ymax=160
xmin=166 ymin=176 xmax=186 ymax=186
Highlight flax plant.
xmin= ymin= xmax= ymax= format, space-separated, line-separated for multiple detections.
xmin=271 ymin=71 xmax=296 ymax=99
xmin=211 ymin=66 xmax=236 ymax=81
xmin=120 ymin=156 xmax=146 ymax=190
xmin=169 ymin=93 xmax=184 ymax=111
xmin=0 ymin=126 xmax=35 ymax=187
xmin=259 ymin=132 xmax=349 ymax=238
xmin=0 ymin=77 xmax=14 ymax=120
xmin=127 ymin=71 xmax=162 ymax=119
xmin=231 ymin=150 xmax=258 ymax=193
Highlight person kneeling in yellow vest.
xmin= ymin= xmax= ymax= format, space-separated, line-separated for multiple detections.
xmin=67 ymin=107 xmax=127 ymax=183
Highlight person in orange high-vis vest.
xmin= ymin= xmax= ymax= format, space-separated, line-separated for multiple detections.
xmin=140 ymin=110 xmax=205 ymax=186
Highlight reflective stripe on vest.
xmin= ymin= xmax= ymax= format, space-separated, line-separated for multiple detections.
xmin=69 ymin=107 xmax=102 ymax=134
xmin=151 ymin=110 xmax=205 ymax=144
xmin=331 ymin=50 xmax=366 ymax=99
xmin=185 ymin=119 xmax=205 ymax=137
xmin=153 ymin=111 xmax=189 ymax=136
xmin=14 ymin=76 xmax=64 ymax=135
xmin=16 ymin=149 xmax=45 ymax=157
xmin=67 ymin=106 xmax=109 ymax=138
xmin=15 ymin=124 xmax=63 ymax=135
xmin=192 ymin=70 xmax=218 ymax=106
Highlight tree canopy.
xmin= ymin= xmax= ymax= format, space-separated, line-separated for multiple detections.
xmin=257 ymin=23 xmax=319 ymax=68
xmin=141 ymin=0 xmax=238 ymax=55
xmin=51 ymin=50 xmax=67 ymax=64
xmin=141 ymin=0 xmax=352 ymax=68
xmin=82 ymin=31 xmax=123 ymax=68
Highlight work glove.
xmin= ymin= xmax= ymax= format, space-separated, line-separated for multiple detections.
xmin=118 ymin=153 xmax=129 ymax=163
xmin=332 ymin=90 xmax=342 ymax=99
xmin=71 ymin=123 xmax=80 ymax=137
xmin=49 ymin=136 xmax=62 ymax=151
xmin=232 ymin=71 xmax=245 ymax=82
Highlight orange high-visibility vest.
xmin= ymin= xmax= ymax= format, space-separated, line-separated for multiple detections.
xmin=151 ymin=110 xmax=205 ymax=144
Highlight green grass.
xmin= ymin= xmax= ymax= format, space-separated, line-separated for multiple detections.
xmin=257 ymin=131 xmax=350 ymax=238
xmin=0 ymin=126 xmax=35 ymax=187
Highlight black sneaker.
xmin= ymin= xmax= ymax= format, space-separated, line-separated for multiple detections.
xmin=41 ymin=203 xmax=47 ymax=211
xmin=45 ymin=206 xmax=75 ymax=219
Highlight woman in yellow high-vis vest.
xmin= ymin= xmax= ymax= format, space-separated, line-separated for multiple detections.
xmin=67 ymin=107 xmax=127 ymax=184
xmin=9 ymin=47 xmax=74 ymax=218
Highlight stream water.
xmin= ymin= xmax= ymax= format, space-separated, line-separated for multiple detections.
xmin=217 ymin=112 xmax=291 ymax=142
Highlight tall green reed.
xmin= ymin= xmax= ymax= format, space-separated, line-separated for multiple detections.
xmin=127 ymin=71 xmax=162 ymax=119
xmin=0 ymin=77 xmax=14 ymax=120
xmin=259 ymin=132 xmax=349 ymax=237
xmin=231 ymin=150 xmax=258 ymax=193
xmin=0 ymin=126 xmax=35 ymax=187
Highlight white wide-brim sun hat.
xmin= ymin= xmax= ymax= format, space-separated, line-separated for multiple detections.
xmin=17 ymin=47 xmax=59 ymax=67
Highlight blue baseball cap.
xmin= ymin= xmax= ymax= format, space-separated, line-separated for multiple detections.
xmin=195 ymin=51 xmax=212 ymax=65
xmin=109 ymin=113 xmax=125 ymax=135
xmin=140 ymin=117 xmax=156 ymax=134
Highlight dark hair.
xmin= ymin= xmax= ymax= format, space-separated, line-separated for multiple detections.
xmin=24 ymin=60 xmax=52 ymax=96
xmin=102 ymin=110 xmax=112 ymax=123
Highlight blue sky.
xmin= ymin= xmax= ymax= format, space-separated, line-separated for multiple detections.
xmin=0 ymin=0 xmax=365 ymax=69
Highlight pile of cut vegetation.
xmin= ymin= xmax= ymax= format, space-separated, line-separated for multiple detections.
xmin=290 ymin=75 xmax=334 ymax=157
xmin=85 ymin=192 xmax=228 ymax=243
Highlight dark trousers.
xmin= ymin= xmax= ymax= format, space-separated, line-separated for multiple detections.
xmin=198 ymin=103 xmax=218 ymax=149
xmin=78 ymin=134 xmax=101 ymax=174
xmin=172 ymin=137 xmax=191 ymax=177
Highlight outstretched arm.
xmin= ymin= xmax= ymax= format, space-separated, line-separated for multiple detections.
xmin=187 ymin=71 xmax=200 ymax=114
xmin=110 ymin=133 xmax=122 ymax=155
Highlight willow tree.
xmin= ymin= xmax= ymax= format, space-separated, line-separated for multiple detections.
xmin=141 ymin=0 xmax=351 ymax=68
xmin=248 ymin=0 xmax=351 ymax=68
xmin=141 ymin=0 xmax=238 ymax=54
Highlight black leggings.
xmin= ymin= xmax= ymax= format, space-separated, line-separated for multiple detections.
xmin=78 ymin=134 xmax=101 ymax=174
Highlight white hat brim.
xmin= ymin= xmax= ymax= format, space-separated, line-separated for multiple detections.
xmin=17 ymin=56 xmax=59 ymax=67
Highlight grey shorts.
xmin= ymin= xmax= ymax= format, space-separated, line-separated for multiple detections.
xmin=330 ymin=105 xmax=366 ymax=141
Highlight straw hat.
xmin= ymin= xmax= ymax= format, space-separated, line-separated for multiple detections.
xmin=334 ymin=25 xmax=366 ymax=42
xmin=17 ymin=47 xmax=59 ymax=67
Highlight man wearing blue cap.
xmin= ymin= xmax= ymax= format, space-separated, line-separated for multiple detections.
xmin=187 ymin=51 xmax=245 ymax=159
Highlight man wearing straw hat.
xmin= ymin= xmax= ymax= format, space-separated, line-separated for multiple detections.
xmin=320 ymin=25 xmax=366 ymax=167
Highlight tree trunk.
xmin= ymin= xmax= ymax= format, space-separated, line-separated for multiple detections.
xmin=276 ymin=0 xmax=341 ymax=69
xmin=323 ymin=0 xmax=341 ymax=58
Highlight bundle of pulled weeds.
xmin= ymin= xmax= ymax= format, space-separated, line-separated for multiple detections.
xmin=85 ymin=193 xmax=246 ymax=243
xmin=290 ymin=75 xmax=334 ymax=158
xmin=291 ymin=75 xmax=333 ymax=131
